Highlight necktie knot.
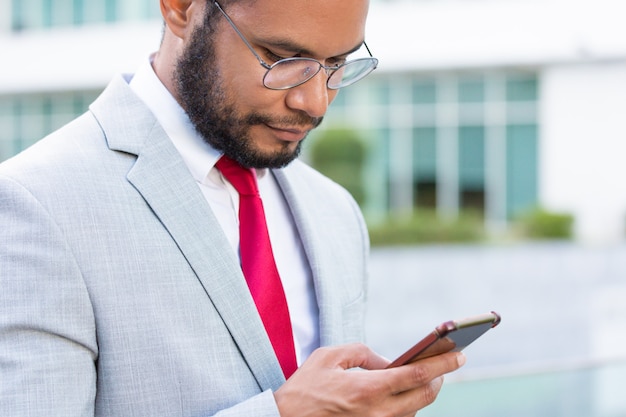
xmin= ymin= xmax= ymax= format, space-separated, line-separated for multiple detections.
xmin=215 ymin=155 xmax=258 ymax=197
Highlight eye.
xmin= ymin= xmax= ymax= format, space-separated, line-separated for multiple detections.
xmin=326 ymin=57 xmax=347 ymax=68
xmin=264 ymin=49 xmax=288 ymax=64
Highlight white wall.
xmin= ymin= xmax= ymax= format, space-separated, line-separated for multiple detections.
xmin=0 ymin=21 xmax=161 ymax=94
xmin=4 ymin=0 xmax=626 ymax=93
xmin=367 ymin=0 xmax=626 ymax=72
xmin=541 ymin=61 xmax=626 ymax=244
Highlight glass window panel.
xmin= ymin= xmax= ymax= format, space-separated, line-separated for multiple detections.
xmin=331 ymin=87 xmax=348 ymax=109
xmin=413 ymin=79 xmax=437 ymax=104
xmin=13 ymin=0 xmax=46 ymax=30
xmin=79 ymin=91 xmax=100 ymax=113
xmin=413 ymin=127 xmax=437 ymax=179
xmin=506 ymin=74 xmax=538 ymax=102
xmin=0 ymin=91 xmax=100 ymax=161
xmin=42 ymin=96 xmax=54 ymax=135
xmin=105 ymin=0 xmax=117 ymax=22
xmin=49 ymin=94 xmax=77 ymax=132
xmin=116 ymin=1 xmax=136 ymax=20
xmin=458 ymin=126 xmax=485 ymax=188
xmin=0 ymin=99 xmax=13 ymax=122
xmin=9 ymin=0 xmax=163 ymax=27
xmin=145 ymin=0 xmax=161 ymax=19
xmin=506 ymin=124 xmax=538 ymax=218
xmin=371 ymin=127 xmax=391 ymax=211
xmin=42 ymin=0 xmax=53 ymax=27
xmin=11 ymin=0 xmax=23 ymax=30
xmin=119 ymin=0 xmax=160 ymax=20
xmin=365 ymin=77 xmax=390 ymax=107
xmin=17 ymin=97 xmax=47 ymax=149
xmin=413 ymin=127 xmax=437 ymax=209
xmin=80 ymin=1 xmax=105 ymax=25
xmin=0 ymin=98 xmax=17 ymax=162
xmin=374 ymin=127 xmax=391 ymax=172
xmin=73 ymin=0 xmax=84 ymax=24
xmin=458 ymin=76 xmax=485 ymax=103
xmin=50 ymin=0 xmax=74 ymax=27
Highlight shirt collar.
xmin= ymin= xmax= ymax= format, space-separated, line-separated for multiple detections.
xmin=128 ymin=55 xmax=222 ymax=184
xmin=128 ymin=55 xmax=269 ymax=183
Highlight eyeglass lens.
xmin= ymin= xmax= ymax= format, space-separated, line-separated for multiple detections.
xmin=331 ymin=58 xmax=378 ymax=88
xmin=263 ymin=57 xmax=378 ymax=90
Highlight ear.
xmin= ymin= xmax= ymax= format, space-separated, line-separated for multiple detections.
xmin=160 ymin=0 xmax=197 ymax=39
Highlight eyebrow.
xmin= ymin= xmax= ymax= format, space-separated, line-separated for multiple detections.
xmin=261 ymin=37 xmax=365 ymax=59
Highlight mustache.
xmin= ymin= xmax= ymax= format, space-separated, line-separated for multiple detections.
xmin=244 ymin=112 xmax=323 ymax=130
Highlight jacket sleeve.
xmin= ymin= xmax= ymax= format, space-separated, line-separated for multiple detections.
xmin=0 ymin=177 xmax=285 ymax=417
xmin=0 ymin=176 xmax=98 ymax=416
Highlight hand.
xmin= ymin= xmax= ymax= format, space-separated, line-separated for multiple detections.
xmin=274 ymin=343 xmax=466 ymax=417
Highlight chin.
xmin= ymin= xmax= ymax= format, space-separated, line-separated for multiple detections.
xmin=241 ymin=143 xmax=302 ymax=169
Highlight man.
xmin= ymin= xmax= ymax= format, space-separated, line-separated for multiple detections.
xmin=0 ymin=0 xmax=464 ymax=416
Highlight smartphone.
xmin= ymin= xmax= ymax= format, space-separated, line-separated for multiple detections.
xmin=386 ymin=311 xmax=501 ymax=368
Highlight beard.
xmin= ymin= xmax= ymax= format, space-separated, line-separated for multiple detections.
xmin=174 ymin=6 xmax=323 ymax=169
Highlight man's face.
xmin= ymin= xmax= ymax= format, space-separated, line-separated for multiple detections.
xmin=174 ymin=0 xmax=369 ymax=169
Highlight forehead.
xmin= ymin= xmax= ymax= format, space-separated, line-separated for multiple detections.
xmin=224 ymin=0 xmax=370 ymax=56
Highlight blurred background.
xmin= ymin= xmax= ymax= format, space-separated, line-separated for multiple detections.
xmin=1 ymin=0 xmax=626 ymax=415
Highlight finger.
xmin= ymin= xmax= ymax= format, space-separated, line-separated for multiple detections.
xmin=393 ymin=375 xmax=446 ymax=415
xmin=385 ymin=352 xmax=465 ymax=394
xmin=306 ymin=343 xmax=391 ymax=371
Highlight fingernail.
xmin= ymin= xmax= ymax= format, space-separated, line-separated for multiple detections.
xmin=457 ymin=352 xmax=467 ymax=367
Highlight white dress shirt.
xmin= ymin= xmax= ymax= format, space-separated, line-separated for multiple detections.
xmin=128 ymin=57 xmax=320 ymax=364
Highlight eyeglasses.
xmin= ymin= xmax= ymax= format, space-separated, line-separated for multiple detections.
xmin=213 ymin=1 xmax=378 ymax=90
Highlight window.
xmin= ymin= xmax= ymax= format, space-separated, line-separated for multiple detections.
xmin=11 ymin=0 xmax=160 ymax=31
xmin=506 ymin=124 xmax=538 ymax=218
xmin=506 ymin=75 xmax=537 ymax=102
xmin=413 ymin=127 xmax=438 ymax=208
xmin=314 ymin=70 xmax=539 ymax=224
xmin=458 ymin=125 xmax=485 ymax=212
xmin=0 ymin=91 xmax=100 ymax=162
xmin=458 ymin=77 xmax=485 ymax=103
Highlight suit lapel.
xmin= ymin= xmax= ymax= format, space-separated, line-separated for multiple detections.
xmin=272 ymin=165 xmax=345 ymax=347
xmin=89 ymin=76 xmax=286 ymax=391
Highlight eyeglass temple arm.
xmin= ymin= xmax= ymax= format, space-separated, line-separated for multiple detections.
xmin=213 ymin=0 xmax=272 ymax=69
xmin=363 ymin=41 xmax=374 ymax=58
xmin=214 ymin=1 xmax=375 ymax=68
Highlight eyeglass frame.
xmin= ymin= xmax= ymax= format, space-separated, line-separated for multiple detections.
xmin=212 ymin=0 xmax=378 ymax=90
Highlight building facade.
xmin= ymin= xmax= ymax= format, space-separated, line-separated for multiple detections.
xmin=1 ymin=0 xmax=625 ymax=243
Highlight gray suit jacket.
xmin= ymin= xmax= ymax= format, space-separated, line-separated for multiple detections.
xmin=0 ymin=75 xmax=369 ymax=417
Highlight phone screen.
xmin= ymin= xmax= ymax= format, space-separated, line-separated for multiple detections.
xmin=386 ymin=311 xmax=501 ymax=368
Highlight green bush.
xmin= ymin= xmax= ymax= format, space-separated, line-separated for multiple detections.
xmin=515 ymin=207 xmax=574 ymax=240
xmin=309 ymin=127 xmax=366 ymax=206
xmin=368 ymin=210 xmax=485 ymax=246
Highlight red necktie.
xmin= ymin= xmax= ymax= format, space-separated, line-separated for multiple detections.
xmin=216 ymin=155 xmax=298 ymax=379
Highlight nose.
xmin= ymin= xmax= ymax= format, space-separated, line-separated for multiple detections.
xmin=284 ymin=70 xmax=332 ymax=119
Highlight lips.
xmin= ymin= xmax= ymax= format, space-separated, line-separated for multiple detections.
xmin=265 ymin=124 xmax=312 ymax=142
